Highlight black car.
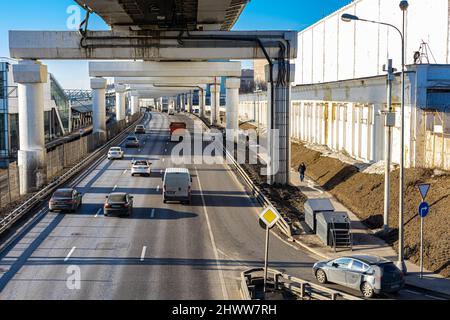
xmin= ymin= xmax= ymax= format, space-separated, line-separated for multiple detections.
xmin=104 ymin=193 xmax=134 ymax=217
xmin=49 ymin=188 xmax=83 ymax=213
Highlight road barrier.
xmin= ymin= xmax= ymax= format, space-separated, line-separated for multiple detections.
xmin=191 ymin=113 xmax=293 ymax=238
xmin=0 ymin=113 xmax=144 ymax=236
xmin=241 ymin=268 xmax=362 ymax=300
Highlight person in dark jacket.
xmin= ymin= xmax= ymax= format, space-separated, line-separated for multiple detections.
xmin=298 ymin=163 xmax=306 ymax=182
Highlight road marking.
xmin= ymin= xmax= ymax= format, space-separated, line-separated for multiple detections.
xmin=140 ymin=246 xmax=147 ymax=262
xmin=156 ymin=185 xmax=160 ymax=192
xmin=425 ymin=294 xmax=445 ymax=300
xmin=162 ymin=158 xmax=165 ymax=162
xmin=195 ymin=168 xmax=229 ymax=300
xmin=123 ymin=169 xmax=127 ymax=175
xmin=151 ymin=209 xmax=155 ymax=218
xmin=65 ymin=247 xmax=76 ymax=262
xmin=95 ymin=208 xmax=102 ymax=218
xmin=113 ymin=185 xmax=117 ymax=191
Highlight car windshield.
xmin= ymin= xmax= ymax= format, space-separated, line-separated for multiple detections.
xmin=53 ymin=190 xmax=73 ymax=198
xmin=127 ymin=137 xmax=137 ymax=141
xmin=109 ymin=194 xmax=127 ymax=202
xmin=134 ymin=161 xmax=148 ymax=166
xmin=110 ymin=148 xmax=121 ymax=152
xmin=136 ymin=126 xmax=144 ymax=129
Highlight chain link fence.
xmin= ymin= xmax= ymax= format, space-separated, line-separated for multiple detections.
xmin=1 ymin=114 xmax=140 ymax=210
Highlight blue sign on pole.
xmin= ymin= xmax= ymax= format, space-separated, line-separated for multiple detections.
xmin=418 ymin=202 xmax=430 ymax=218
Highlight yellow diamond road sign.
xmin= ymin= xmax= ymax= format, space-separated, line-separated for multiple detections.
xmin=260 ymin=206 xmax=281 ymax=228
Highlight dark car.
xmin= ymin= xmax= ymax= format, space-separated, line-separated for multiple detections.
xmin=134 ymin=125 xmax=146 ymax=135
xmin=312 ymin=255 xmax=404 ymax=298
xmin=125 ymin=136 xmax=140 ymax=148
xmin=49 ymin=188 xmax=83 ymax=213
xmin=104 ymin=192 xmax=134 ymax=217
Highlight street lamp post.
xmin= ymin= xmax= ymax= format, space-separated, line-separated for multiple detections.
xmin=341 ymin=0 xmax=409 ymax=274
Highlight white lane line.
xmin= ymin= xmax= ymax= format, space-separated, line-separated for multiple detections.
xmin=140 ymin=246 xmax=147 ymax=262
xmin=94 ymin=208 xmax=102 ymax=218
xmin=65 ymin=247 xmax=76 ymax=262
xmin=195 ymin=167 xmax=229 ymax=300
xmin=162 ymin=158 xmax=165 ymax=162
xmin=113 ymin=185 xmax=117 ymax=191
xmin=151 ymin=209 xmax=155 ymax=218
xmin=156 ymin=185 xmax=160 ymax=192
xmin=123 ymin=169 xmax=127 ymax=175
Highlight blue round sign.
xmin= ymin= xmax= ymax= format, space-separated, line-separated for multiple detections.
xmin=418 ymin=202 xmax=430 ymax=218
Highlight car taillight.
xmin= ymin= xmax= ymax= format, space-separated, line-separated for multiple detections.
xmin=104 ymin=203 xmax=111 ymax=208
xmin=124 ymin=203 xmax=129 ymax=208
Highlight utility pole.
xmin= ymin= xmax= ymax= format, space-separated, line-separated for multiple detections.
xmin=382 ymin=59 xmax=396 ymax=233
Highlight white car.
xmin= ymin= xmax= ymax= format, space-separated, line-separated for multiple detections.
xmin=108 ymin=147 xmax=124 ymax=160
xmin=162 ymin=168 xmax=192 ymax=204
xmin=131 ymin=160 xmax=152 ymax=177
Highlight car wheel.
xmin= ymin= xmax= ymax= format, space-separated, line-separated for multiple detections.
xmin=361 ymin=282 xmax=375 ymax=299
xmin=315 ymin=269 xmax=328 ymax=284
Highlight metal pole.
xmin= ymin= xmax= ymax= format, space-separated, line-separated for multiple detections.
xmin=397 ymin=6 xmax=407 ymax=274
xmin=384 ymin=59 xmax=394 ymax=233
xmin=420 ymin=216 xmax=424 ymax=278
xmin=263 ymin=225 xmax=270 ymax=297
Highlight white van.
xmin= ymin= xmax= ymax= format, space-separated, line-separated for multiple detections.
xmin=162 ymin=168 xmax=192 ymax=204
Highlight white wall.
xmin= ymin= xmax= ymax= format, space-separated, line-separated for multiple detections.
xmin=295 ymin=0 xmax=450 ymax=85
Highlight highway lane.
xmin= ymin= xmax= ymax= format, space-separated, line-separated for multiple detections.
xmin=0 ymin=111 xmax=441 ymax=300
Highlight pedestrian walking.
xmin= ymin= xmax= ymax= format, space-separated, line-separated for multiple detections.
xmin=298 ymin=162 xmax=306 ymax=182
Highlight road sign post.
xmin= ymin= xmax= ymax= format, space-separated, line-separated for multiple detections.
xmin=259 ymin=206 xmax=281 ymax=298
xmin=417 ymin=183 xmax=431 ymax=279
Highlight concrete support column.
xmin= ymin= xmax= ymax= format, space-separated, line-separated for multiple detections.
xmin=210 ymin=78 xmax=221 ymax=126
xmin=115 ymin=84 xmax=127 ymax=121
xmin=265 ymin=63 xmax=295 ymax=185
xmin=91 ymin=77 xmax=107 ymax=143
xmin=199 ymin=89 xmax=206 ymax=119
xmin=13 ymin=60 xmax=48 ymax=195
xmin=130 ymin=92 xmax=139 ymax=115
xmin=226 ymin=78 xmax=241 ymax=142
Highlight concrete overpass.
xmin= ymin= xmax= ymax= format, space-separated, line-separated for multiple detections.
xmin=9 ymin=0 xmax=297 ymax=194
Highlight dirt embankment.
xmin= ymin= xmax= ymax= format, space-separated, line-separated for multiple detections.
xmin=291 ymin=142 xmax=450 ymax=278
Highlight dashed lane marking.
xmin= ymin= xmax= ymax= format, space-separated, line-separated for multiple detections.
xmin=140 ymin=246 xmax=147 ymax=262
xmin=65 ymin=247 xmax=76 ymax=262
xmin=151 ymin=209 xmax=155 ymax=218
xmin=94 ymin=208 xmax=102 ymax=218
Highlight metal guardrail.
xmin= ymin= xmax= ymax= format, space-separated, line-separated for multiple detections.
xmin=241 ymin=268 xmax=362 ymax=301
xmin=190 ymin=113 xmax=293 ymax=238
xmin=0 ymin=114 xmax=144 ymax=236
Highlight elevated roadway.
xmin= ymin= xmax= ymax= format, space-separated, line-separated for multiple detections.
xmin=0 ymin=112 xmax=440 ymax=300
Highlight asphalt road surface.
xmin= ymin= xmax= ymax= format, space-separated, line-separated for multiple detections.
xmin=0 ymin=112 xmax=442 ymax=300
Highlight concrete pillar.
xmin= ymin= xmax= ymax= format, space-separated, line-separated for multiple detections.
xmin=13 ymin=60 xmax=47 ymax=195
xmin=226 ymin=78 xmax=241 ymax=142
xmin=199 ymin=89 xmax=206 ymax=119
xmin=91 ymin=77 xmax=107 ymax=143
xmin=210 ymin=78 xmax=221 ymax=126
xmin=130 ymin=92 xmax=139 ymax=115
xmin=265 ymin=63 xmax=295 ymax=185
xmin=115 ymin=84 xmax=127 ymax=121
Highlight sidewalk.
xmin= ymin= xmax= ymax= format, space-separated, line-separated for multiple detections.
xmin=289 ymin=168 xmax=450 ymax=297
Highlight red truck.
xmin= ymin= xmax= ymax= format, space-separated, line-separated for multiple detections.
xmin=169 ymin=122 xmax=187 ymax=142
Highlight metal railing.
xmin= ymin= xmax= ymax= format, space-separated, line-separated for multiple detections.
xmin=191 ymin=113 xmax=293 ymax=238
xmin=241 ymin=268 xmax=362 ymax=300
xmin=0 ymin=114 xmax=144 ymax=236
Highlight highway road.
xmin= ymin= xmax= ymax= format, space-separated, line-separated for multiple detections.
xmin=0 ymin=112 xmax=443 ymax=300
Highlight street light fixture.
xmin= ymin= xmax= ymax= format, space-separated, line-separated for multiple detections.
xmin=341 ymin=0 xmax=409 ymax=274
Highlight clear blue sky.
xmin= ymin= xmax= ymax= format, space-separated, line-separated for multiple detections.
xmin=0 ymin=0 xmax=352 ymax=89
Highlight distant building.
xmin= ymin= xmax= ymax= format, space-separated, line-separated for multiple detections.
xmin=240 ymin=69 xmax=255 ymax=93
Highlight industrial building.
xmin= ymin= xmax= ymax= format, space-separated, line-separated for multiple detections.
xmin=239 ymin=0 xmax=450 ymax=171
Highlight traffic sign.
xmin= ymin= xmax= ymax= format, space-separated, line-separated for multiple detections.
xmin=418 ymin=202 xmax=430 ymax=218
xmin=259 ymin=206 xmax=281 ymax=229
xmin=418 ymin=184 xmax=431 ymax=200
